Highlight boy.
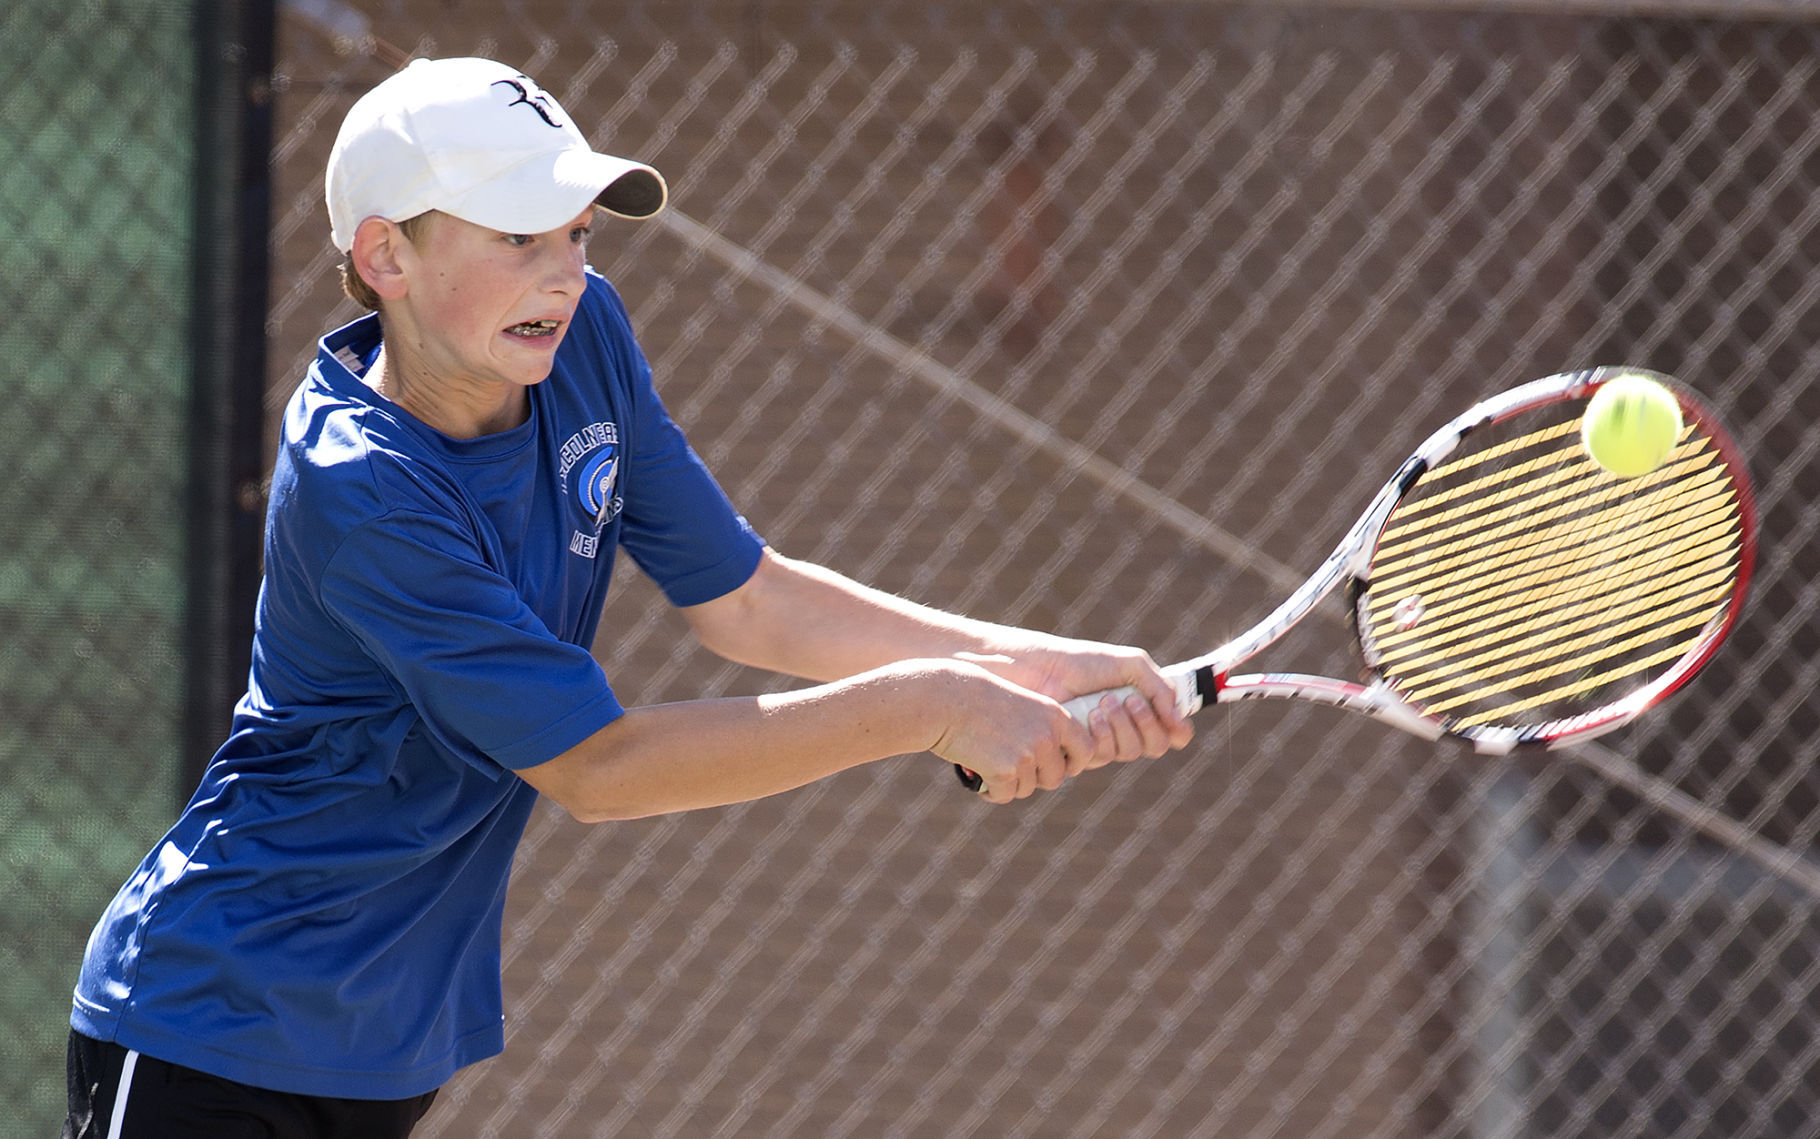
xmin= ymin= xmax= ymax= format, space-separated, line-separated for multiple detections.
xmin=65 ymin=57 xmax=1190 ymax=1137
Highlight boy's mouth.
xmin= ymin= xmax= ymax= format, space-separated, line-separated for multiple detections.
xmin=505 ymin=319 xmax=562 ymax=338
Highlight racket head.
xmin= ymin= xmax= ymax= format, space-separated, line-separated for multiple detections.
xmin=1353 ymin=366 xmax=1757 ymax=752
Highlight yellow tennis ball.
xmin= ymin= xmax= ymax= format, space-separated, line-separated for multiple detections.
xmin=1581 ymin=374 xmax=1683 ymax=478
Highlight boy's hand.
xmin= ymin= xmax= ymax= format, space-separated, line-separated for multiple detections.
xmin=943 ymin=643 xmax=1194 ymax=798
xmin=923 ymin=658 xmax=1091 ymax=803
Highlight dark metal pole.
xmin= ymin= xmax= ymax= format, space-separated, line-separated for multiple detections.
xmin=185 ymin=0 xmax=275 ymax=806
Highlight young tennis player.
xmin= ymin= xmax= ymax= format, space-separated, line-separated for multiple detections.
xmin=63 ymin=57 xmax=1191 ymax=1137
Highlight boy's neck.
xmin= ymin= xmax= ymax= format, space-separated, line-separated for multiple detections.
xmin=365 ymin=346 xmax=530 ymax=439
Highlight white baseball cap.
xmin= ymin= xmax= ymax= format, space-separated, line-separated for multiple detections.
xmin=326 ymin=57 xmax=667 ymax=253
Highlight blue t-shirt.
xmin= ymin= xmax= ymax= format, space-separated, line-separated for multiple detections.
xmin=71 ymin=272 xmax=765 ymax=1099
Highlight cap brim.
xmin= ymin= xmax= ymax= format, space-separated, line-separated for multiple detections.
xmin=592 ymin=163 xmax=667 ymax=220
xmin=441 ymin=150 xmax=668 ymax=235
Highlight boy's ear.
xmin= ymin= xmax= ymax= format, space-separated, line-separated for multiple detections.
xmin=349 ymin=217 xmax=413 ymax=302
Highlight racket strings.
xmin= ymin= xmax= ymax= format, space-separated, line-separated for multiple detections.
xmin=1388 ymin=484 xmax=1740 ymax=724
xmin=1383 ymin=418 xmax=1585 ymax=521
xmin=1374 ymin=433 xmax=1706 ymax=559
xmin=1372 ymin=468 xmax=1738 ymax=649
xmin=1370 ymin=457 xmax=1722 ymax=622
xmin=1399 ymin=572 xmax=1733 ymax=717
xmin=1360 ymin=417 xmax=1746 ymax=731
xmin=1385 ymin=497 xmax=1736 ymax=708
xmin=1379 ymin=535 xmax=1737 ymax=684
xmin=1384 ymin=555 xmax=1732 ymax=728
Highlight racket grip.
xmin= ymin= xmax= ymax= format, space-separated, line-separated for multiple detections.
xmin=951 ymin=665 xmax=1208 ymax=793
xmin=1061 ymin=664 xmax=1207 ymax=722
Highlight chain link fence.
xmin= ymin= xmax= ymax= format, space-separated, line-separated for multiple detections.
xmin=10 ymin=0 xmax=1799 ymax=1135
xmin=0 ymin=1 xmax=208 ymax=1132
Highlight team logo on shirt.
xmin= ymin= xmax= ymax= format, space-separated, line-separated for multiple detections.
xmin=559 ymin=421 xmax=623 ymax=558
xmin=578 ymin=451 xmax=619 ymax=524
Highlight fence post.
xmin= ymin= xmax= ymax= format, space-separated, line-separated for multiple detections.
xmin=185 ymin=0 xmax=276 ymax=804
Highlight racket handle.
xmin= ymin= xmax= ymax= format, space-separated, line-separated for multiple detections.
xmin=1060 ymin=663 xmax=1208 ymax=722
xmin=952 ymin=664 xmax=1212 ymax=792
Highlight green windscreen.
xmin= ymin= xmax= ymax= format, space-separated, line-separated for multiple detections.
xmin=0 ymin=1 xmax=196 ymax=1130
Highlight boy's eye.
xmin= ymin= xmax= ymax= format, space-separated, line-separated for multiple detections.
xmin=504 ymin=233 xmax=533 ymax=247
xmin=571 ymin=226 xmax=593 ymax=244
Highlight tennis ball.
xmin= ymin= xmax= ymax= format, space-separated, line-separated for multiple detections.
xmin=1581 ymin=373 xmax=1683 ymax=478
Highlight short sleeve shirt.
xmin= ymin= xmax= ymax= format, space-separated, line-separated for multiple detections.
xmin=71 ymin=271 xmax=765 ymax=1098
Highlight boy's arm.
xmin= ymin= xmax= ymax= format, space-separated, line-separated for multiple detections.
xmin=687 ymin=550 xmax=1188 ymax=743
xmin=514 ymin=550 xmax=1192 ymax=817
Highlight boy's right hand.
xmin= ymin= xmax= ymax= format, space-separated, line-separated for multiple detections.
xmin=923 ymin=659 xmax=1096 ymax=803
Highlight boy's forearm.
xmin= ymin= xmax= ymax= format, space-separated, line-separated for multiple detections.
xmin=682 ymin=549 xmax=1034 ymax=681
xmin=517 ymin=661 xmax=974 ymax=821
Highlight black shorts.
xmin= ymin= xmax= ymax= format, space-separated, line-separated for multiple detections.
xmin=64 ymin=1030 xmax=440 ymax=1139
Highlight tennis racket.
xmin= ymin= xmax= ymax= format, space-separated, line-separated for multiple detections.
xmin=956 ymin=366 xmax=1757 ymax=792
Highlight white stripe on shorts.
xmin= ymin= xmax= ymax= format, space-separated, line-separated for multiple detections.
xmin=106 ymin=1050 xmax=140 ymax=1139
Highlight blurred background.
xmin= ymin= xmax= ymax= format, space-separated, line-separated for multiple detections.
xmin=6 ymin=0 xmax=1820 ymax=1135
